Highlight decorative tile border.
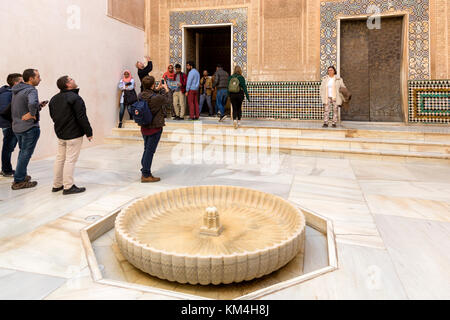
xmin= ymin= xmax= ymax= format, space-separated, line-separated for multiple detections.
xmin=409 ymin=80 xmax=450 ymax=123
xmin=320 ymin=0 xmax=430 ymax=80
xmin=169 ymin=8 xmax=248 ymax=76
xmin=243 ymin=80 xmax=450 ymax=124
xmin=243 ymin=81 xmax=324 ymax=120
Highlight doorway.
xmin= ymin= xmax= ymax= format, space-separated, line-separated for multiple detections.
xmin=183 ymin=25 xmax=232 ymax=75
xmin=183 ymin=25 xmax=233 ymax=115
xmin=340 ymin=16 xmax=405 ymax=122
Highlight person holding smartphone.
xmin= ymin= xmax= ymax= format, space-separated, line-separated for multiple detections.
xmin=10 ymin=69 xmax=45 ymax=190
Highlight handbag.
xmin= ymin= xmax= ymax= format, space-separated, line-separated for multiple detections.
xmin=124 ymin=89 xmax=138 ymax=106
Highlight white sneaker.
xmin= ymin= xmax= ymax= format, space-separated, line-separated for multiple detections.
xmin=233 ymin=120 xmax=238 ymax=129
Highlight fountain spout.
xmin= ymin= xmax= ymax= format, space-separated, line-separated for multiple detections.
xmin=200 ymin=207 xmax=224 ymax=237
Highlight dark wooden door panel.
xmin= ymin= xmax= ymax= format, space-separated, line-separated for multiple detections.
xmin=340 ymin=17 xmax=404 ymax=122
xmin=369 ymin=17 xmax=404 ymax=122
xmin=340 ymin=20 xmax=370 ymax=121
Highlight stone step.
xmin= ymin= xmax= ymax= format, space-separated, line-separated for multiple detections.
xmin=104 ymin=135 xmax=450 ymax=165
xmin=109 ymin=127 xmax=450 ymax=154
xmin=121 ymin=120 xmax=450 ymax=143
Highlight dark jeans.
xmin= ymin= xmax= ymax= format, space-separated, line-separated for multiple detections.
xmin=141 ymin=130 xmax=162 ymax=178
xmin=199 ymin=93 xmax=213 ymax=115
xmin=2 ymin=128 xmax=18 ymax=174
xmin=230 ymin=92 xmax=245 ymax=120
xmin=119 ymin=103 xmax=133 ymax=123
xmin=14 ymin=126 xmax=40 ymax=182
xmin=216 ymin=89 xmax=228 ymax=115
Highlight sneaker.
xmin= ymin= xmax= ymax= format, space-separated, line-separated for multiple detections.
xmin=11 ymin=180 xmax=38 ymax=190
xmin=52 ymin=186 xmax=64 ymax=193
xmin=63 ymin=185 xmax=86 ymax=195
xmin=322 ymin=123 xmax=328 ymax=128
xmin=233 ymin=120 xmax=238 ymax=129
xmin=332 ymin=124 xmax=337 ymax=128
xmin=219 ymin=114 xmax=227 ymax=122
xmin=141 ymin=175 xmax=161 ymax=183
xmin=118 ymin=122 xmax=123 ymax=129
xmin=1 ymin=170 xmax=15 ymax=177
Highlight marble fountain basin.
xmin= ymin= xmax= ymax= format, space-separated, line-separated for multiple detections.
xmin=115 ymin=186 xmax=306 ymax=285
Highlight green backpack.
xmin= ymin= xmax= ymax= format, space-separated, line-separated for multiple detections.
xmin=228 ymin=76 xmax=241 ymax=93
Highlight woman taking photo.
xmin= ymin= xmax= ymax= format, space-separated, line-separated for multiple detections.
xmin=320 ymin=66 xmax=346 ymax=128
xmin=228 ymin=66 xmax=250 ymax=129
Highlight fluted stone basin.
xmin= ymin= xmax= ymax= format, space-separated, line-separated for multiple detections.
xmin=115 ymin=186 xmax=306 ymax=285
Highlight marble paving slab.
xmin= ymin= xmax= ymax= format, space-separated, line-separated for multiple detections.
xmin=0 ymin=217 xmax=88 ymax=278
xmin=358 ymin=180 xmax=450 ymax=203
xmin=260 ymin=243 xmax=408 ymax=300
xmin=351 ymin=160 xmax=419 ymax=181
xmin=365 ymin=194 xmax=450 ymax=223
xmin=0 ymin=268 xmax=66 ymax=300
xmin=374 ymin=215 xmax=450 ymax=299
xmin=0 ymin=184 xmax=118 ymax=240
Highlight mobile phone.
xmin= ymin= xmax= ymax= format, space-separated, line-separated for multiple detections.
xmin=161 ymin=79 xmax=165 ymax=85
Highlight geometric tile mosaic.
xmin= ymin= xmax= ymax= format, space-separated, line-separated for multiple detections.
xmin=169 ymin=8 xmax=248 ymax=76
xmin=408 ymin=80 xmax=450 ymax=124
xmin=320 ymin=0 xmax=431 ymax=80
xmin=243 ymin=82 xmax=324 ymax=120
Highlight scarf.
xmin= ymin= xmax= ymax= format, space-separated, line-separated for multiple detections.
xmin=123 ymin=70 xmax=133 ymax=83
xmin=163 ymin=65 xmax=176 ymax=81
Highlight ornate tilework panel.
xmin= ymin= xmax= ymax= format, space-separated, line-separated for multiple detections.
xmin=321 ymin=0 xmax=430 ymax=80
xmin=243 ymin=82 xmax=324 ymax=120
xmin=169 ymin=8 xmax=248 ymax=75
xmin=408 ymin=80 xmax=450 ymax=123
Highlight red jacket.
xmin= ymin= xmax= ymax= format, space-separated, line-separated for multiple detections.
xmin=175 ymin=72 xmax=187 ymax=93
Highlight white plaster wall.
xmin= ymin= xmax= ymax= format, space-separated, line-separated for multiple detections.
xmin=0 ymin=0 xmax=145 ymax=161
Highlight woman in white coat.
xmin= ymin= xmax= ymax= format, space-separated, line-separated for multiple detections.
xmin=320 ymin=66 xmax=346 ymax=128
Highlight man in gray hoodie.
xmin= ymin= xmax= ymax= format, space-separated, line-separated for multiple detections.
xmin=11 ymin=69 xmax=47 ymax=190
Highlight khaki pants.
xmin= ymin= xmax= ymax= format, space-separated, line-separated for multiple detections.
xmin=173 ymin=91 xmax=186 ymax=118
xmin=324 ymin=97 xmax=338 ymax=125
xmin=53 ymin=137 xmax=83 ymax=189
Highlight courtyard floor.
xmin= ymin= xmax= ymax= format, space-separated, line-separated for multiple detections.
xmin=0 ymin=142 xmax=449 ymax=299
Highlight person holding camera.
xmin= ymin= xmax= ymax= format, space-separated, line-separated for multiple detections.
xmin=118 ymin=70 xmax=137 ymax=128
xmin=138 ymin=76 xmax=171 ymax=183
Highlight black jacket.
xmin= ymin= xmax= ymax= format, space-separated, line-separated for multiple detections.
xmin=138 ymin=61 xmax=153 ymax=92
xmin=49 ymin=88 xmax=93 ymax=140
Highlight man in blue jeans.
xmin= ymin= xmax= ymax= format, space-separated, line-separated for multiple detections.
xmin=11 ymin=69 xmax=47 ymax=190
xmin=0 ymin=73 xmax=22 ymax=177
xmin=213 ymin=64 xmax=230 ymax=122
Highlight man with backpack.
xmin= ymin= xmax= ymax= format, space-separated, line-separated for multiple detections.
xmin=135 ymin=76 xmax=171 ymax=183
xmin=213 ymin=64 xmax=230 ymax=122
xmin=0 ymin=73 xmax=22 ymax=177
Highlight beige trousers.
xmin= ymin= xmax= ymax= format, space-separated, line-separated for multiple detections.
xmin=173 ymin=91 xmax=186 ymax=118
xmin=324 ymin=97 xmax=338 ymax=125
xmin=53 ymin=137 xmax=83 ymax=189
